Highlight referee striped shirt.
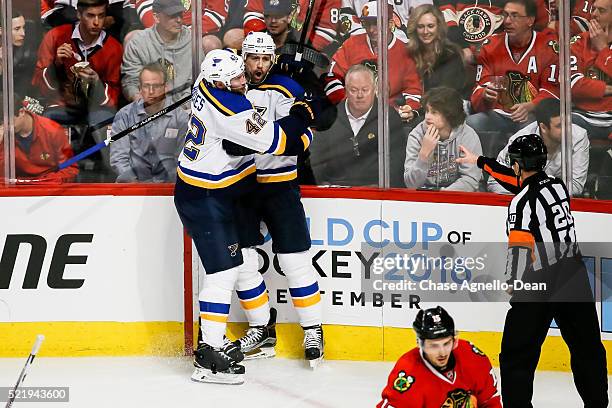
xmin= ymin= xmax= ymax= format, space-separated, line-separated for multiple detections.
xmin=506 ymin=171 xmax=580 ymax=279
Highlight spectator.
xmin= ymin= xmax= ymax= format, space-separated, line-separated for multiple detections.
xmin=0 ymin=93 xmax=78 ymax=183
xmin=110 ymin=62 xmax=188 ymax=182
xmin=466 ymin=0 xmax=558 ymax=156
xmin=41 ymin=0 xmax=141 ymax=42
xmin=569 ymin=0 xmax=612 ymax=140
xmin=122 ymin=0 xmax=192 ymax=103
xmin=338 ymin=0 xmax=420 ymax=42
xmin=310 ymin=64 xmax=406 ymax=187
xmin=0 ymin=11 xmax=37 ymax=96
xmin=487 ymin=98 xmax=589 ymax=196
xmin=325 ymin=1 xmax=423 ymax=121
xmin=134 ymin=0 xmax=227 ymax=34
xmin=221 ymin=0 xmax=248 ymax=49
xmin=433 ymin=0 xmax=549 ymax=63
xmin=254 ymin=0 xmax=299 ymax=49
xmin=547 ymin=0 xmax=593 ymax=35
xmin=406 ymin=5 xmax=468 ymax=96
xmin=244 ymin=0 xmax=339 ymax=52
xmin=33 ymin=0 xmax=122 ymax=173
xmin=404 ymin=87 xmax=482 ymax=191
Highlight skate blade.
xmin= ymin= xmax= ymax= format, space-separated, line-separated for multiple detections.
xmin=191 ymin=367 xmax=245 ymax=385
xmin=308 ymin=356 xmax=323 ymax=370
xmin=244 ymin=346 xmax=276 ymax=360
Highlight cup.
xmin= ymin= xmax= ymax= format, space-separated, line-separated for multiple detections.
xmin=490 ymin=75 xmax=508 ymax=92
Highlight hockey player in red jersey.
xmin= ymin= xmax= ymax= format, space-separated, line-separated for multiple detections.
xmin=243 ymin=0 xmax=340 ymax=52
xmin=325 ymin=1 xmax=422 ymax=120
xmin=569 ymin=0 xmax=612 ymax=139
xmin=378 ymin=306 xmax=502 ymax=408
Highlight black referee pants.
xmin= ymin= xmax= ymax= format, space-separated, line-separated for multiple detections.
xmin=499 ymin=259 xmax=608 ymax=408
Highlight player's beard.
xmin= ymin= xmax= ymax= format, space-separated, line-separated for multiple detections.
xmin=230 ymin=84 xmax=248 ymax=95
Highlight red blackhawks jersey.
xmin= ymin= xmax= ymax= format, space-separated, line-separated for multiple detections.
xmin=434 ymin=0 xmax=548 ymax=46
xmin=471 ymin=31 xmax=559 ymax=115
xmin=134 ymin=0 xmax=228 ymax=33
xmin=325 ymin=33 xmax=422 ymax=108
xmin=244 ymin=0 xmax=340 ymax=51
xmin=0 ymin=113 xmax=78 ymax=183
xmin=33 ymin=24 xmax=122 ymax=110
xmin=569 ymin=33 xmax=612 ymax=126
xmin=377 ymin=340 xmax=502 ymax=408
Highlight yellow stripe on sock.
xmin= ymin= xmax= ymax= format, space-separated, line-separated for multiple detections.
xmin=292 ymin=293 xmax=321 ymax=308
xmin=239 ymin=293 xmax=269 ymax=310
xmin=201 ymin=313 xmax=228 ymax=323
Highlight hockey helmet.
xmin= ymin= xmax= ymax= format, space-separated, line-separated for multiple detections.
xmin=413 ymin=306 xmax=455 ymax=340
xmin=242 ymin=31 xmax=276 ymax=59
xmin=507 ymin=133 xmax=548 ymax=172
xmin=201 ymin=49 xmax=245 ymax=90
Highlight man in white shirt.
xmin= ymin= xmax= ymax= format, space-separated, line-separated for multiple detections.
xmin=487 ymin=98 xmax=590 ymax=196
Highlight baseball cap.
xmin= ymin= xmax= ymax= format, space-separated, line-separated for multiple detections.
xmin=264 ymin=0 xmax=293 ymax=16
xmin=152 ymin=0 xmax=185 ymax=15
xmin=360 ymin=1 xmax=394 ymax=21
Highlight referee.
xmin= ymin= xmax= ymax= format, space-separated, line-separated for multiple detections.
xmin=457 ymin=134 xmax=608 ymax=408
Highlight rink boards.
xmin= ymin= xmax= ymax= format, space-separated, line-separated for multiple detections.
xmin=0 ymin=185 xmax=611 ymax=372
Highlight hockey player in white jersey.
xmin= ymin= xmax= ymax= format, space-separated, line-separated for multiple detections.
xmin=223 ymin=32 xmax=324 ymax=368
xmin=174 ymin=48 xmax=319 ymax=385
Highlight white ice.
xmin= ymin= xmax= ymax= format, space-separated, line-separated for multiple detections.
xmin=0 ymin=356 xmax=609 ymax=407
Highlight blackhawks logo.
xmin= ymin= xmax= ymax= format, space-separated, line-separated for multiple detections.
xmin=470 ymin=343 xmax=486 ymax=356
xmin=458 ymin=7 xmax=495 ymax=42
xmin=441 ymin=389 xmax=478 ymax=408
xmin=498 ymin=71 xmax=537 ymax=109
xmin=548 ymin=35 xmax=580 ymax=54
xmin=393 ymin=371 xmax=415 ymax=393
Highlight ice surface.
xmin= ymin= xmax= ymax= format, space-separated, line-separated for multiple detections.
xmin=0 ymin=356 xmax=608 ymax=407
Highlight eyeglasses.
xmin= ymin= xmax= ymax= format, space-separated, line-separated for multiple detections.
xmin=502 ymin=12 xmax=531 ymax=20
xmin=140 ymin=83 xmax=165 ymax=92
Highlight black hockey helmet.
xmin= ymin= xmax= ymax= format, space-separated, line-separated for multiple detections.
xmin=507 ymin=134 xmax=547 ymax=172
xmin=413 ymin=306 xmax=455 ymax=340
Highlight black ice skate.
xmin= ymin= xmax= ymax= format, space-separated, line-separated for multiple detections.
xmin=234 ymin=308 xmax=277 ymax=360
xmin=191 ymin=343 xmax=245 ymax=385
xmin=303 ymin=324 xmax=324 ymax=369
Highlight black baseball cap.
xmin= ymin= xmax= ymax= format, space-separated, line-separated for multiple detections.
xmin=152 ymin=0 xmax=185 ymax=15
xmin=264 ymin=0 xmax=293 ymax=16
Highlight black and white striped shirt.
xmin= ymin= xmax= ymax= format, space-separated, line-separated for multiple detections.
xmin=506 ymin=171 xmax=580 ymax=278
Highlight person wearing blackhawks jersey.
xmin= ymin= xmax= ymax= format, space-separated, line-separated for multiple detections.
xmin=378 ymin=306 xmax=502 ymax=408
xmin=466 ymin=0 xmax=559 ymax=156
xmin=568 ymin=0 xmax=612 ymax=140
xmin=325 ymin=1 xmax=423 ymax=121
xmin=243 ymin=0 xmax=340 ymax=52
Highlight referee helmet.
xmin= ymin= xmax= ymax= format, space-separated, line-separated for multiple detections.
xmin=508 ymin=133 xmax=548 ymax=172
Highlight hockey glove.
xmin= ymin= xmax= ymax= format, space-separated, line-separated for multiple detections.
xmin=289 ymin=96 xmax=321 ymax=128
xmin=222 ymin=139 xmax=258 ymax=156
xmin=277 ymin=53 xmax=315 ymax=78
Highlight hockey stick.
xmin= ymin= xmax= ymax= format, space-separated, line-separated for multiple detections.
xmin=5 ymin=335 xmax=45 ymax=408
xmin=44 ymin=93 xmax=191 ymax=175
xmin=295 ymin=0 xmax=316 ymax=63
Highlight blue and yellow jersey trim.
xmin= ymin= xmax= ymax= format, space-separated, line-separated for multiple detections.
xmin=289 ymin=282 xmax=321 ymax=308
xmin=198 ymin=81 xmax=253 ymax=116
xmin=257 ymin=74 xmax=305 ymax=99
xmin=177 ymin=159 xmax=256 ymax=189
xmin=266 ymin=123 xmax=287 ymax=155
xmin=301 ymin=128 xmax=313 ymax=150
xmin=256 ymin=164 xmax=298 ymax=183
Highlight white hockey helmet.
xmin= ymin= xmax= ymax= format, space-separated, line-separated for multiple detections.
xmin=242 ymin=31 xmax=276 ymax=60
xmin=201 ymin=49 xmax=245 ymax=89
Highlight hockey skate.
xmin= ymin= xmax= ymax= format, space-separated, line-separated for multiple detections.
xmin=303 ymin=324 xmax=324 ymax=369
xmin=191 ymin=343 xmax=245 ymax=385
xmin=234 ymin=308 xmax=277 ymax=360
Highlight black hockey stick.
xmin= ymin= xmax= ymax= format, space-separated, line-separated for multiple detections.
xmin=278 ymin=0 xmax=330 ymax=68
xmin=48 ymin=93 xmax=191 ymax=174
xmin=5 ymin=335 xmax=44 ymax=408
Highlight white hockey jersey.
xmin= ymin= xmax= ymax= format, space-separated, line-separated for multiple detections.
xmin=177 ymin=73 xmax=308 ymax=190
xmin=246 ymin=74 xmax=313 ymax=183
